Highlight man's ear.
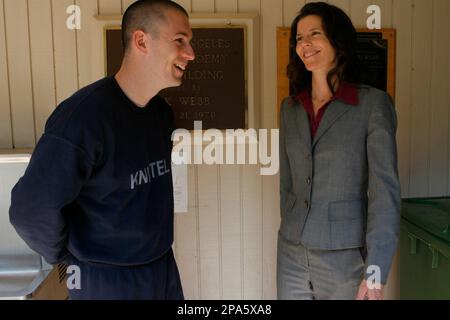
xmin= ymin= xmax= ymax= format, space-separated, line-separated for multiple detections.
xmin=133 ymin=30 xmax=149 ymax=53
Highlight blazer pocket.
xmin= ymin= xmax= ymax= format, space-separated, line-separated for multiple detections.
xmin=328 ymin=199 xmax=365 ymax=221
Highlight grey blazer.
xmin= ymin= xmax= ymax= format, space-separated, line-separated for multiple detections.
xmin=279 ymin=84 xmax=401 ymax=283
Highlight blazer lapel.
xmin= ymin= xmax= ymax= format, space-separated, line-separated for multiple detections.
xmin=313 ymin=101 xmax=352 ymax=147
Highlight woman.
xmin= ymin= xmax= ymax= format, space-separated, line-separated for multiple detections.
xmin=278 ymin=2 xmax=400 ymax=300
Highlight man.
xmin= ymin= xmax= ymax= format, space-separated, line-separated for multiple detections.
xmin=9 ymin=0 xmax=195 ymax=300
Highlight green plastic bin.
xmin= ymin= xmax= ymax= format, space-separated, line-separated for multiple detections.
xmin=400 ymin=197 xmax=450 ymax=299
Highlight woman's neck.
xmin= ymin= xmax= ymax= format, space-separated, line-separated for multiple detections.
xmin=311 ymin=72 xmax=337 ymax=102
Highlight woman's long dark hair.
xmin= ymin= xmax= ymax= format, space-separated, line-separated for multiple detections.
xmin=287 ymin=2 xmax=361 ymax=95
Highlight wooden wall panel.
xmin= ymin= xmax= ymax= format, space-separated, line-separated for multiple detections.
xmin=409 ymin=0 xmax=433 ymax=197
xmin=197 ymin=165 xmax=221 ymax=299
xmin=76 ymin=0 xmax=102 ymax=88
xmin=121 ymin=0 xmax=135 ymax=13
xmin=0 ymin=0 xmax=13 ymax=148
xmin=393 ymin=0 xmax=413 ymax=197
xmin=98 ymin=0 xmax=121 ymax=15
xmin=350 ymin=0 xmax=371 ymax=27
xmin=215 ymin=0 xmax=237 ymax=12
xmin=261 ymin=0 xmax=282 ymax=129
xmin=283 ymin=0 xmax=304 ymax=27
xmin=174 ymin=165 xmax=200 ymax=299
xmin=191 ymin=0 xmax=214 ymax=13
xmin=242 ymin=165 xmax=262 ymax=299
xmin=28 ymin=0 xmax=56 ymax=141
xmin=4 ymin=0 xmax=35 ymax=147
xmin=261 ymin=172 xmax=279 ymax=299
xmin=260 ymin=0 xmax=283 ymax=300
xmin=219 ymin=165 xmax=242 ymax=299
xmin=378 ymin=0 xmax=393 ymax=28
xmin=429 ymin=0 xmax=450 ymax=196
xmin=52 ymin=0 xmax=78 ymax=104
xmin=237 ymin=0 xmax=260 ymax=13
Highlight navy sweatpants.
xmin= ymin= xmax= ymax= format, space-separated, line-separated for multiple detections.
xmin=67 ymin=249 xmax=184 ymax=300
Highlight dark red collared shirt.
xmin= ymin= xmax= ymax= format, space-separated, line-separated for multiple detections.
xmin=295 ymin=82 xmax=359 ymax=138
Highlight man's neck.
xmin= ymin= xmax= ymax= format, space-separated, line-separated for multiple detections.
xmin=114 ymin=60 xmax=160 ymax=108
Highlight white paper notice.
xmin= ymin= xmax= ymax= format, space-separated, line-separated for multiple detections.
xmin=171 ymin=158 xmax=188 ymax=213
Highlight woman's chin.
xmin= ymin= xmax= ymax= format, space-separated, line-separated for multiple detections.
xmin=304 ymin=64 xmax=317 ymax=72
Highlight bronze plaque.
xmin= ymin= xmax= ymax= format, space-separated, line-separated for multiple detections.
xmin=105 ymin=27 xmax=246 ymax=129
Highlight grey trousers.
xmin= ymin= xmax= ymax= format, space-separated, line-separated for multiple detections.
xmin=277 ymin=233 xmax=365 ymax=300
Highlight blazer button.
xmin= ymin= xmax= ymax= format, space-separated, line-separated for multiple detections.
xmin=304 ymin=200 xmax=309 ymax=209
xmin=307 ymin=177 xmax=311 ymax=185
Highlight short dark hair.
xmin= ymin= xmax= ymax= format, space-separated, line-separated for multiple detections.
xmin=121 ymin=0 xmax=189 ymax=52
xmin=287 ymin=2 xmax=361 ymax=95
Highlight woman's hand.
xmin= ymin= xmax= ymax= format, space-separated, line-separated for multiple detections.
xmin=356 ymin=280 xmax=384 ymax=300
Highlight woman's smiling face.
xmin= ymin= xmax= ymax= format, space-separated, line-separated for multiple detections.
xmin=296 ymin=15 xmax=337 ymax=73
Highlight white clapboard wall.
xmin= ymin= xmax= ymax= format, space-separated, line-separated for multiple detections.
xmin=0 ymin=0 xmax=450 ymax=299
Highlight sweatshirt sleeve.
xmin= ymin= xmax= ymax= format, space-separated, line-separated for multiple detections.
xmin=9 ymin=133 xmax=94 ymax=265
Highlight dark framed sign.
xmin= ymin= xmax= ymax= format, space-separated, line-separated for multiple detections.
xmin=276 ymin=28 xmax=396 ymax=114
xmin=105 ymin=26 xmax=246 ymax=130
xmin=356 ymin=31 xmax=393 ymax=94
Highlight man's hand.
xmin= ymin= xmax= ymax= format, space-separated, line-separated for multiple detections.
xmin=356 ymin=280 xmax=384 ymax=300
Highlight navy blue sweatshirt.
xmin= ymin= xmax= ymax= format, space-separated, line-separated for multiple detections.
xmin=9 ymin=77 xmax=175 ymax=266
